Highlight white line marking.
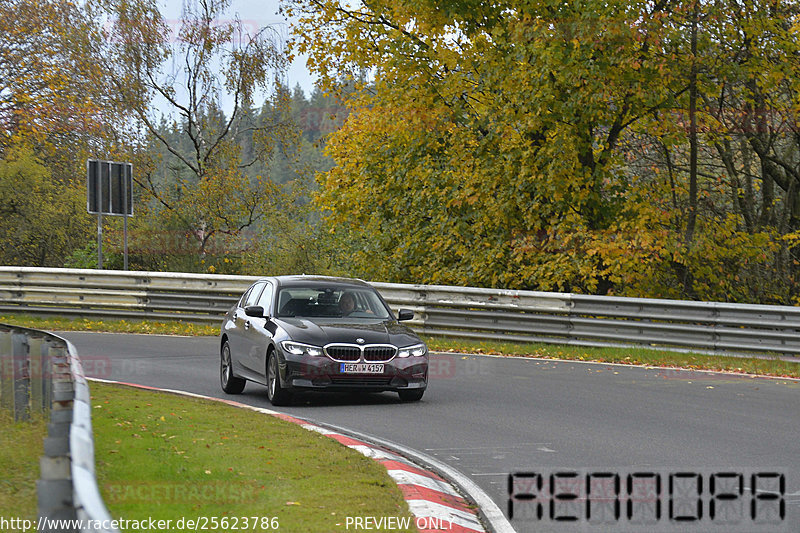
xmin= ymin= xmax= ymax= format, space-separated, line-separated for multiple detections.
xmin=348 ymin=444 xmax=406 ymax=462
xmin=301 ymin=424 xmax=338 ymax=436
xmin=425 ymin=444 xmax=549 ymax=451
xmin=406 ymin=499 xmax=486 ymax=532
xmin=316 ymin=422 xmax=516 ymax=533
xmin=432 ymin=351 xmax=800 ymax=382
xmin=88 ymin=379 xmax=507 ymax=532
xmin=387 ymin=469 xmax=460 ymax=497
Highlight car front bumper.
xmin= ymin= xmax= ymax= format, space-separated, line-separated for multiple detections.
xmin=281 ymin=353 xmax=428 ymax=392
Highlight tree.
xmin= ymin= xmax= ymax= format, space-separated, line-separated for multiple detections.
xmin=0 ymin=143 xmax=91 ymax=265
xmin=290 ymin=0 xmax=679 ymax=291
xmin=0 ymin=0 xmax=133 ymax=268
xmin=632 ymin=0 xmax=800 ymax=303
xmin=290 ymin=0 xmax=800 ymax=303
xmin=0 ymin=0 xmax=109 ymax=153
xmin=1 ymin=0 xmax=125 ymax=179
xmin=97 ymin=0 xmax=294 ymax=258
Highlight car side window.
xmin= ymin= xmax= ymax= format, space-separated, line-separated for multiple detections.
xmin=243 ymin=282 xmax=266 ymax=308
xmin=256 ymin=283 xmax=274 ymax=315
xmin=239 ymin=287 xmax=252 ymax=307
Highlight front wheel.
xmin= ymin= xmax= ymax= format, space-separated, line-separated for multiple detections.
xmin=267 ymin=351 xmax=292 ymax=406
xmin=220 ymin=341 xmax=246 ymax=394
xmin=398 ymin=389 xmax=425 ymax=402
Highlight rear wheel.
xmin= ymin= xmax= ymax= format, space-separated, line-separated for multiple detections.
xmin=398 ymin=389 xmax=424 ymax=402
xmin=267 ymin=350 xmax=292 ymax=406
xmin=220 ymin=341 xmax=246 ymax=394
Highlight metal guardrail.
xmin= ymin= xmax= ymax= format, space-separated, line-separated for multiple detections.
xmin=0 ymin=323 xmax=119 ymax=533
xmin=0 ymin=268 xmax=250 ymax=322
xmin=374 ymin=283 xmax=800 ymax=357
xmin=1 ymin=266 xmax=799 ymax=358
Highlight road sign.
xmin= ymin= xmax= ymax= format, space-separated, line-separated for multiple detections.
xmin=87 ymin=159 xmax=133 ymax=270
xmin=87 ymin=159 xmax=133 ymax=216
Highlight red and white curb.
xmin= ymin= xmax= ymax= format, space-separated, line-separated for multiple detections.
xmin=90 ymin=379 xmax=487 ymax=533
xmin=276 ymin=414 xmax=486 ymax=533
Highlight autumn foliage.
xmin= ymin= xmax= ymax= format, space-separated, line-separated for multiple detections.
xmin=3 ymin=0 xmax=800 ymax=306
xmin=290 ymin=0 xmax=800 ymax=304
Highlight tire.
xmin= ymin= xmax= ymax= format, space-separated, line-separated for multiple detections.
xmin=220 ymin=340 xmax=246 ymax=394
xmin=267 ymin=350 xmax=292 ymax=406
xmin=398 ymin=389 xmax=425 ymax=402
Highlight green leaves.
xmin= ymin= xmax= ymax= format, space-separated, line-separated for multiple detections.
xmin=95 ymin=0 xmax=295 ymax=260
xmin=293 ymin=0 xmax=670 ymax=289
xmin=292 ymin=0 xmax=800 ymax=302
xmin=0 ymin=143 xmax=91 ymax=266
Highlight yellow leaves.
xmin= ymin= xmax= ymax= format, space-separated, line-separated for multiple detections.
xmin=780 ymin=231 xmax=800 ymax=245
xmin=292 ymin=0 xmax=800 ymax=303
xmin=2 ymin=0 xmax=110 ymax=144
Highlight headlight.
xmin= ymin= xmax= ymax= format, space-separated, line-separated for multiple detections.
xmin=398 ymin=343 xmax=427 ymax=358
xmin=281 ymin=341 xmax=323 ymax=357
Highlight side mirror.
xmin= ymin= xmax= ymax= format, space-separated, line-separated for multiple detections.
xmin=244 ymin=305 xmax=265 ymax=318
xmin=397 ymin=309 xmax=414 ymax=321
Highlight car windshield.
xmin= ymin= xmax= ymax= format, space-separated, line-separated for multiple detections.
xmin=276 ymin=286 xmax=392 ymax=319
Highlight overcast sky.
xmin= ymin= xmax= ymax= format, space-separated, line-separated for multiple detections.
xmin=159 ymin=0 xmax=317 ymax=98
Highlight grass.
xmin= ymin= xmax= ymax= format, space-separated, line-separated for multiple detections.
xmin=0 ymin=313 xmax=218 ymax=336
xmin=423 ymin=336 xmax=800 ymax=379
xmin=2 ymin=313 xmax=797 ymax=379
xmin=90 ymin=381 xmax=417 ymax=532
xmin=0 ymin=410 xmax=46 ymax=524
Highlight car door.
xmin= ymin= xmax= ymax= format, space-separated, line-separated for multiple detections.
xmin=228 ymin=281 xmax=266 ymax=376
xmin=241 ymin=281 xmax=275 ymax=378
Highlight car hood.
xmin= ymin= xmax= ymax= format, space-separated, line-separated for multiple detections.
xmin=274 ymin=318 xmax=421 ymax=347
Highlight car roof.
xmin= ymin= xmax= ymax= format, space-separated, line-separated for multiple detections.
xmin=263 ymin=275 xmax=373 ymax=290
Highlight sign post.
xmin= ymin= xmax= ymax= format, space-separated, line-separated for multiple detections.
xmin=87 ymin=160 xmax=134 ymax=270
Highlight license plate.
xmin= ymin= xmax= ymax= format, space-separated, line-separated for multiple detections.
xmin=339 ymin=363 xmax=384 ymax=374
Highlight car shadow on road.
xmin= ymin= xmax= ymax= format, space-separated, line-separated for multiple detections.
xmin=239 ymin=384 xmax=412 ymax=408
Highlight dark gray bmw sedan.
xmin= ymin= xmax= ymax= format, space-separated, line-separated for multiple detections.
xmin=219 ymin=275 xmax=428 ymax=405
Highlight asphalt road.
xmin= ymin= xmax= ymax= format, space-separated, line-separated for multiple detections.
xmin=60 ymin=331 xmax=800 ymax=533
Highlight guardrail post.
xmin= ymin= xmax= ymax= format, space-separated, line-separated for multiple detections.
xmin=12 ymin=331 xmax=30 ymax=421
xmin=38 ymin=338 xmax=77 ymax=533
xmin=42 ymin=340 xmax=59 ymax=414
xmin=49 ymin=345 xmax=73 ymax=409
xmin=38 ymin=451 xmax=76 ymax=533
xmin=0 ymin=323 xmax=117 ymax=532
xmin=0 ymin=327 xmax=12 ymax=412
xmin=29 ymin=333 xmax=46 ymax=415
xmin=712 ymin=304 xmax=721 ymax=354
xmin=567 ymin=297 xmax=575 ymax=342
